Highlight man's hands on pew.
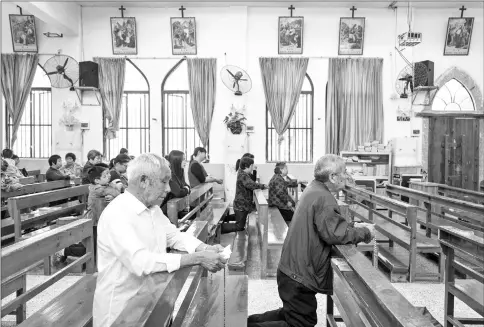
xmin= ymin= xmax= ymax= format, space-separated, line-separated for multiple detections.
xmin=198 ymin=251 xmax=227 ymax=272
xmin=354 ymin=222 xmax=376 ymax=240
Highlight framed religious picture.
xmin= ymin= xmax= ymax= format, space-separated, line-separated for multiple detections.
xmin=443 ymin=17 xmax=474 ymax=56
xmin=278 ymin=16 xmax=304 ymax=54
xmin=171 ymin=17 xmax=197 ymax=55
xmin=9 ymin=14 xmax=38 ymax=52
xmin=110 ymin=17 xmax=138 ymax=55
xmin=338 ymin=17 xmax=365 ymax=55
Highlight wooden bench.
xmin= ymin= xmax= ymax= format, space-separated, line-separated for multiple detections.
xmin=3 ymin=185 xmax=89 ymax=242
xmin=344 ymin=185 xmax=444 ymax=282
xmin=327 ymin=244 xmax=442 ymax=327
xmin=18 ymin=176 xmax=35 ymax=185
xmin=1 ymin=219 xmax=94 ymax=324
xmin=1 ymin=179 xmax=81 ymax=217
xmin=15 ymin=215 xmax=214 ymax=327
xmin=27 ymin=170 xmax=45 ymax=183
xmin=167 ymin=183 xmax=214 ymax=227
xmin=387 ymin=184 xmax=484 ymax=236
xmin=253 ymin=189 xmax=288 ymax=278
xmin=439 ymin=226 xmax=484 ymax=327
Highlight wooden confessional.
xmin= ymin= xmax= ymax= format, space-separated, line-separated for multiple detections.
xmin=428 ymin=116 xmax=480 ymax=190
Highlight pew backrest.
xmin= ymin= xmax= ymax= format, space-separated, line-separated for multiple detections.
xmin=27 ymin=170 xmax=43 ymax=183
xmin=167 ymin=183 xmax=214 ymax=226
xmin=437 ymin=184 xmax=484 ymax=205
xmin=386 ymin=184 xmax=484 ymax=232
xmin=1 ymin=219 xmax=94 ymax=319
xmin=1 ymin=178 xmax=81 ymax=202
xmin=18 ymin=177 xmax=35 ymax=185
xmin=6 ymin=185 xmax=89 ymax=240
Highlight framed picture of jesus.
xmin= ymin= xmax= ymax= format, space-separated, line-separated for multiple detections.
xmin=278 ymin=16 xmax=304 ymax=54
xmin=171 ymin=17 xmax=197 ymax=55
xmin=338 ymin=17 xmax=365 ymax=55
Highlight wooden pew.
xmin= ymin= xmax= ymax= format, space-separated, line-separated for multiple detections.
xmin=18 ymin=176 xmax=35 ymax=185
xmin=1 ymin=179 xmax=81 ymax=217
xmin=1 ymin=219 xmax=94 ymax=324
xmin=437 ymin=183 xmax=484 ymax=204
xmin=253 ymin=189 xmax=288 ymax=278
xmin=26 ymin=170 xmax=43 ymax=183
xmin=3 ymin=185 xmax=89 ymax=242
xmin=388 ymin=184 xmax=484 ymax=278
xmin=389 ymin=183 xmax=484 ymax=236
xmin=167 ymin=183 xmax=214 ymax=227
xmin=439 ymin=226 xmax=484 ymax=327
xmin=344 ymin=185 xmax=444 ymax=282
xmin=327 ymin=244 xmax=442 ymax=327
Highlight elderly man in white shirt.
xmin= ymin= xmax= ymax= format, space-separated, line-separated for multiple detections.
xmin=93 ymin=153 xmax=227 ymax=327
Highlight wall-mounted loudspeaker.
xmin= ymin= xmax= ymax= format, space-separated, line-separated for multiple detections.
xmin=415 ymin=60 xmax=434 ymax=87
xmin=79 ymin=61 xmax=99 ymax=88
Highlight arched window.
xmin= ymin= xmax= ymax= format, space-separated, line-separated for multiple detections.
xmin=104 ymin=59 xmax=150 ymax=159
xmin=4 ymin=64 xmax=52 ymax=158
xmin=161 ymin=59 xmax=204 ymax=156
xmin=266 ymin=73 xmax=314 ymax=163
xmin=432 ymin=78 xmax=475 ymax=111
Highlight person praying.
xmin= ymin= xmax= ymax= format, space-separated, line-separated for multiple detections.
xmin=92 ymin=153 xmax=228 ymax=327
xmin=248 ymin=154 xmax=375 ymax=327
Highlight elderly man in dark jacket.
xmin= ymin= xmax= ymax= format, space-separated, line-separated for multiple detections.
xmin=248 ymin=154 xmax=375 ymax=327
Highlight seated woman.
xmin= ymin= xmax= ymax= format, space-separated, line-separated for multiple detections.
xmin=235 ymin=153 xmax=257 ymax=181
xmin=222 ymin=156 xmax=266 ymax=233
xmin=161 ymin=150 xmax=191 ymax=217
xmin=188 ymin=147 xmax=223 ymax=187
xmin=60 ymin=152 xmax=83 ymax=178
xmin=268 ymin=162 xmax=298 ymax=225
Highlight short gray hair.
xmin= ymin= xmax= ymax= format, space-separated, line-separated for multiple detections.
xmin=314 ymin=154 xmax=345 ymax=182
xmin=126 ymin=153 xmax=170 ymax=185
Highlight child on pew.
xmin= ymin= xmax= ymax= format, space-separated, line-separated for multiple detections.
xmin=85 ymin=166 xmax=122 ymax=265
xmin=1 ymin=149 xmax=24 ymax=178
xmin=1 ymin=159 xmax=23 ymax=192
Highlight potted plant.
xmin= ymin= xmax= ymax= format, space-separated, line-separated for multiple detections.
xmin=223 ymin=105 xmax=247 ymax=135
xmin=59 ymin=100 xmax=80 ymax=131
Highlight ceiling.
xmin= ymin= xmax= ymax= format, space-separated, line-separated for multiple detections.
xmin=63 ymin=0 xmax=484 ymax=9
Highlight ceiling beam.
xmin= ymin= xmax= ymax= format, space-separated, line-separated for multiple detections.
xmin=14 ymin=2 xmax=80 ymax=36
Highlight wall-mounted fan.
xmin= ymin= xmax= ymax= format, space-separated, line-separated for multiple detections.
xmin=43 ymin=54 xmax=79 ymax=90
xmin=395 ymin=62 xmax=428 ymax=98
xmin=221 ymin=65 xmax=252 ymax=96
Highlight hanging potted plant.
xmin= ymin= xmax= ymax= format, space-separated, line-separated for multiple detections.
xmin=59 ymin=100 xmax=80 ymax=131
xmin=223 ymin=105 xmax=247 ymax=135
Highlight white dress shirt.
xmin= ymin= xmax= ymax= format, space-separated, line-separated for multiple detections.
xmin=92 ymin=191 xmax=203 ymax=327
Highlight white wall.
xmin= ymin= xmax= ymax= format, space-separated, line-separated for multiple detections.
xmin=2 ymin=3 xmax=483 ymax=169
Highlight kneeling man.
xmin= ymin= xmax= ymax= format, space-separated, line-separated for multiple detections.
xmin=248 ymin=154 xmax=375 ymax=327
xmin=93 ymin=153 xmax=226 ymax=327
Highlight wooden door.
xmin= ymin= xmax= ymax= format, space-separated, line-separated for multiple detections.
xmin=428 ymin=117 xmax=480 ymax=190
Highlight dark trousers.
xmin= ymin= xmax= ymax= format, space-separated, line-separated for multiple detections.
xmin=221 ymin=210 xmax=249 ymax=233
xmin=278 ymin=209 xmax=294 ymax=225
xmin=248 ymin=270 xmax=317 ymax=327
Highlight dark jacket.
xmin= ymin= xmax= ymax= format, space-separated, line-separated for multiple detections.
xmin=161 ymin=172 xmax=191 ymax=215
xmin=46 ymin=167 xmax=70 ymax=182
xmin=278 ymin=180 xmax=371 ymax=294
xmin=188 ymin=160 xmax=208 ymax=188
xmin=268 ymin=174 xmax=298 ymax=210
xmin=109 ymin=169 xmax=128 ymax=187
xmin=81 ymin=162 xmax=95 ymax=184
xmin=233 ymin=170 xmax=265 ymax=212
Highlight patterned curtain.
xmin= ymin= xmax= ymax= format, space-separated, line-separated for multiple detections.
xmin=1 ymin=53 xmax=39 ymax=147
xmin=187 ymin=58 xmax=217 ymax=148
xmin=94 ymin=57 xmax=126 ymax=139
xmin=326 ymin=58 xmax=384 ymax=154
xmin=259 ymin=57 xmax=308 ymax=145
